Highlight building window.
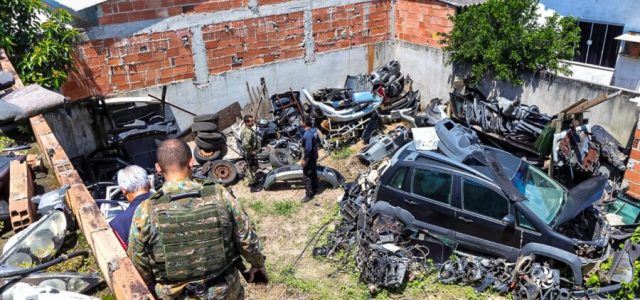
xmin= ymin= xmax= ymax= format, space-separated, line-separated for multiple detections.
xmin=574 ymin=21 xmax=624 ymax=68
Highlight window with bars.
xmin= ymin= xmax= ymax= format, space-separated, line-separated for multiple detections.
xmin=573 ymin=20 xmax=624 ymax=68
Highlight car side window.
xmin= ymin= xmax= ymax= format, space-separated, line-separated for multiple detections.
xmin=412 ymin=168 xmax=452 ymax=204
xmin=463 ymin=179 xmax=509 ymax=220
xmin=389 ymin=167 xmax=408 ymax=190
xmin=517 ymin=211 xmax=537 ymax=231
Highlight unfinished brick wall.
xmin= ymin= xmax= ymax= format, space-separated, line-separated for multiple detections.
xmin=63 ymin=30 xmax=194 ymax=100
xmin=395 ymin=0 xmax=455 ymax=48
xmin=313 ymin=1 xmax=390 ymax=53
xmin=202 ymin=12 xmax=305 ymax=75
xmin=98 ymin=0 xmax=247 ymax=25
xmin=625 ymin=119 xmax=640 ymax=200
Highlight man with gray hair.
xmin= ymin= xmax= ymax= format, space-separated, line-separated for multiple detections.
xmin=110 ymin=165 xmax=151 ymax=249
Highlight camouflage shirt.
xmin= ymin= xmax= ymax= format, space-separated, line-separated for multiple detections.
xmin=240 ymin=126 xmax=260 ymax=153
xmin=128 ymin=178 xmax=265 ymax=299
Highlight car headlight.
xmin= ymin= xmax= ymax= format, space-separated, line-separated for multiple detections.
xmin=0 ymin=210 xmax=67 ymax=268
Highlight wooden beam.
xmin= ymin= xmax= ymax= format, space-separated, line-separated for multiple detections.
xmin=564 ymin=91 xmax=623 ymax=115
xmin=30 ymin=115 xmax=153 ymax=300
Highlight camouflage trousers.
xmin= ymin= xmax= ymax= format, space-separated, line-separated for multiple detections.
xmin=155 ymin=268 xmax=244 ymax=300
xmin=244 ymin=154 xmax=258 ymax=186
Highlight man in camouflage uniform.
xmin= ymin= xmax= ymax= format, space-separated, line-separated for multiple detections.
xmin=240 ymin=115 xmax=261 ymax=192
xmin=128 ymin=139 xmax=266 ymax=299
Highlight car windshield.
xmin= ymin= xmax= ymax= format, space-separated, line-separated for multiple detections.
xmin=511 ymin=162 xmax=566 ymax=224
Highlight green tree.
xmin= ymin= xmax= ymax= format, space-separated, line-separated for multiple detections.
xmin=441 ymin=0 xmax=581 ymax=85
xmin=0 ymin=0 xmax=79 ymax=89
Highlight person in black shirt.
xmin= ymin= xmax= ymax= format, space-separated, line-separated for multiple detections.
xmin=300 ymin=117 xmax=319 ymax=202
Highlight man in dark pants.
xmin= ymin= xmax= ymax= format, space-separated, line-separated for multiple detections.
xmin=300 ymin=117 xmax=319 ymax=202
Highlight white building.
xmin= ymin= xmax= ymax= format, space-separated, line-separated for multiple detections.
xmin=540 ymin=0 xmax=640 ymax=91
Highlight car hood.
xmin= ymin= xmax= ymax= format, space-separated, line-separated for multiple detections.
xmin=554 ymin=175 xmax=608 ymax=227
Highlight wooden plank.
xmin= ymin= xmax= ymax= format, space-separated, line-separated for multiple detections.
xmin=565 ymin=91 xmax=622 ymax=115
xmin=30 ymin=114 xmax=154 ymax=300
xmin=560 ymin=98 xmax=588 ymax=114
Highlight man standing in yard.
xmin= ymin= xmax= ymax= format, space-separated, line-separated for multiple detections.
xmin=240 ymin=114 xmax=261 ymax=193
xmin=128 ymin=139 xmax=267 ymax=299
xmin=110 ymin=165 xmax=151 ymax=250
xmin=300 ymin=116 xmax=319 ymax=203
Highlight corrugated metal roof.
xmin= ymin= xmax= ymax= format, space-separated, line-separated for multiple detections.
xmin=439 ymin=0 xmax=488 ymax=7
xmin=47 ymin=0 xmax=108 ymax=11
xmin=616 ymin=33 xmax=640 ymax=44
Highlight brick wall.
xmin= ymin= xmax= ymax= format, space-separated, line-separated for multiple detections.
xmin=625 ymin=119 xmax=640 ymax=200
xmin=202 ymin=12 xmax=305 ymax=75
xmin=395 ymin=0 xmax=455 ymax=48
xmin=313 ymin=1 xmax=390 ymax=53
xmin=63 ymin=30 xmax=194 ymax=100
xmin=98 ymin=0 xmax=246 ymax=25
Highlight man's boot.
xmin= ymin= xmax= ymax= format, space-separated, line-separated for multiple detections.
xmin=250 ymin=182 xmax=262 ymax=193
xmin=301 ymin=194 xmax=313 ymax=203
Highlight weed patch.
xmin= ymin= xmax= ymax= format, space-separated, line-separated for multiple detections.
xmin=271 ymin=199 xmax=299 ymax=217
xmin=331 ymin=147 xmax=355 ymax=160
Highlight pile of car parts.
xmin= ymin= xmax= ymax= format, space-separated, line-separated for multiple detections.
xmin=554 ymin=124 xmax=628 ymax=177
xmin=303 ymin=61 xmax=421 ymax=148
xmin=357 ymin=126 xmax=410 ymax=165
xmin=450 ymin=89 xmax=552 ymax=145
xmin=313 ymin=163 xmax=432 ymax=291
xmin=438 ymin=256 xmax=513 ymax=294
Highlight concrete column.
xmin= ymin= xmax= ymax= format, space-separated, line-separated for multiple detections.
xmin=190 ymin=26 xmax=210 ymax=85
xmin=303 ymin=5 xmax=315 ymax=63
xmin=389 ymin=0 xmax=397 ymax=44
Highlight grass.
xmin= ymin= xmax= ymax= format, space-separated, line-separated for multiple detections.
xmin=271 ymin=199 xmax=299 ymax=217
xmin=331 ymin=147 xmax=356 ymax=160
xmin=242 ymin=197 xmax=301 ymax=218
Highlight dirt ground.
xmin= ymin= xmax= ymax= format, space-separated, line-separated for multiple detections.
xmin=230 ymin=143 xmax=501 ymax=300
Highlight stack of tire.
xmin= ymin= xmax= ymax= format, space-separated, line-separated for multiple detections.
xmin=192 ymin=114 xmax=237 ymax=185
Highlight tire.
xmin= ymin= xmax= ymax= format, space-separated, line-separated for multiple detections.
xmin=193 ymin=145 xmax=227 ymax=164
xmin=195 ymin=136 xmax=226 ymax=151
xmin=197 ymin=131 xmax=225 ymax=141
xmin=269 ymin=148 xmax=294 ymax=168
xmin=192 ymin=122 xmax=218 ymax=133
xmin=193 ymin=113 xmax=220 ymax=124
xmin=208 ymin=160 xmax=238 ymax=186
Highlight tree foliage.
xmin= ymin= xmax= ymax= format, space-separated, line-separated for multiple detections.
xmin=441 ymin=0 xmax=581 ymax=85
xmin=0 ymin=0 xmax=79 ymax=89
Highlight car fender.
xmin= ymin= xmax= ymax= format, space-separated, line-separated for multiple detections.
xmin=519 ymin=243 xmax=583 ymax=285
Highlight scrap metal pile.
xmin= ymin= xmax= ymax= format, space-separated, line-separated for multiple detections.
xmin=451 ymin=88 xmax=552 ymax=145
xmin=555 ymin=124 xmax=628 ymax=177
xmin=450 ymin=87 xmax=629 ymax=182
xmin=313 ymin=163 xmax=432 ymax=291
xmin=303 ymin=60 xmax=421 ymax=148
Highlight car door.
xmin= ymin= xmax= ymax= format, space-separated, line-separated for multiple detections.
xmin=454 ymin=177 xmax=522 ymax=259
xmin=402 ymin=166 xmax=457 ymax=235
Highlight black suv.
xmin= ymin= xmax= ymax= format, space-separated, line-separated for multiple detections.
xmin=370 ymin=120 xmax=640 ymax=272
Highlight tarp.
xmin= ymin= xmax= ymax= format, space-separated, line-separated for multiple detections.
xmin=0 ymin=85 xmax=65 ymax=124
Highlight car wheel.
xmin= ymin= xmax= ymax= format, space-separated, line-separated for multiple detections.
xmin=194 ymin=145 xmax=227 ymax=164
xmin=195 ymin=136 xmax=226 ymax=151
xmin=192 ymin=122 xmax=218 ymax=132
xmin=197 ymin=131 xmax=226 ymax=141
xmin=193 ymin=113 xmax=220 ymax=124
xmin=269 ymin=148 xmax=294 ymax=168
xmin=208 ymin=160 xmax=237 ymax=186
